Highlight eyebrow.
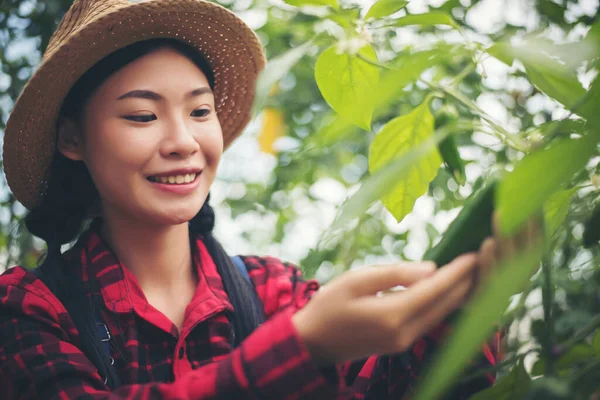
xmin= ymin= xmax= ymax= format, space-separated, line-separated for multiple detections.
xmin=116 ymin=87 xmax=213 ymax=101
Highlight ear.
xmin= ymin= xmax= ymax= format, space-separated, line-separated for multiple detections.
xmin=57 ymin=117 xmax=85 ymax=161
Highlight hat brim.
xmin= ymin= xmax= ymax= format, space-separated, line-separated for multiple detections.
xmin=3 ymin=0 xmax=265 ymax=209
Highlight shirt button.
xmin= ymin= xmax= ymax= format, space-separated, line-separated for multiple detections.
xmin=179 ymin=347 xmax=185 ymax=359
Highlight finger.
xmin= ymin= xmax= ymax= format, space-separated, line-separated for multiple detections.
xmin=524 ymin=216 xmax=543 ymax=250
xmin=374 ymin=253 xmax=477 ymax=320
xmin=478 ymin=237 xmax=497 ymax=282
xmin=341 ymin=262 xmax=437 ymax=297
xmin=493 ymin=212 xmax=516 ymax=262
xmin=512 ymin=217 xmax=537 ymax=253
xmin=401 ymin=277 xmax=472 ymax=344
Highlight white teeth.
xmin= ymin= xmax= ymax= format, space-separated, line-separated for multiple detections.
xmin=153 ymin=173 xmax=196 ymax=185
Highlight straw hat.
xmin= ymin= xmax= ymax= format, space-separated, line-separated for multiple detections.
xmin=3 ymin=0 xmax=266 ymax=210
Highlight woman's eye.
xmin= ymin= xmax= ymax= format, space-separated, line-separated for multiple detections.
xmin=192 ymin=109 xmax=210 ymax=118
xmin=124 ymin=114 xmax=156 ymax=123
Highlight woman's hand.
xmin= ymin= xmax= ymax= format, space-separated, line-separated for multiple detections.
xmin=292 ymin=214 xmax=541 ymax=366
xmin=292 ymin=255 xmax=479 ymax=366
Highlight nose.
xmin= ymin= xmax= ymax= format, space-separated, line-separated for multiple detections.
xmin=159 ymin=116 xmax=200 ymax=159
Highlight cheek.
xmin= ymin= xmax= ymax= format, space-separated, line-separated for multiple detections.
xmin=203 ymin=122 xmax=224 ymax=170
xmin=83 ymin=119 xmax=153 ymax=183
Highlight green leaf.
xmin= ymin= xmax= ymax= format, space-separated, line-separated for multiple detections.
xmin=328 ymin=7 xmax=361 ymax=28
xmin=413 ymin=243 xmax=544 ymax=400
xmin=309 ymin=112 xmax=358 ymax=147
xmin=524 ymin=377 xmax=571 ymax=400
xmin=578 ymin=74 xmax=600 ymax=129
xmin=252 ymin=40 xmax=315 ymax=118
xmin=497 ymin=134 xmax=600 ymax=235
xmin=531 ymin=358 xmax=545 ymax=377
xmin=556 ymin=344 xmax=595 ymax=368
xmin=324 ymin=123 xmax=452 ymax=238
xmin=583 ymin=203 xmax=600 ymax=248
xmin=283 ymin=0 xmax=338 ymax=9
xmin=525 ymin=63 xmax=586 ymax=112
xmin=311 ymin=48 xmax=452 ymax=148
xmin=593 ymin=330 xmax=600 ymax=356
xmin=308 ymin=47 xmax=454 ymax=147
xmin=365 ymin=0 xmax=408 ymax=20
xmin=486 ymin=40 xmax=588 ymax=111
xmin=469 ymin=362 xmax=531 ymax=400
xmin=543 ymin=187 xmax=577 ymax=238
xmin=368 ymin=99 xmax=441 ymax=222
xmin=392 ymin=11 xmax=458 ymax=29
xmin=529 ymin=119 xmax=588 ymax=140
xmin=375 ymin=47 xmax=457 ymax=108
xmin=315 ymin=45 xmax=380 ymax=130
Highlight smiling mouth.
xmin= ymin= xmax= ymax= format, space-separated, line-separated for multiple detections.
xmin=147 ymin=173 xmax=197 ymax=184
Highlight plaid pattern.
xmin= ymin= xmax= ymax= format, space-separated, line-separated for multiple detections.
xmin=0 ymin=229 xmax=500 ymax=399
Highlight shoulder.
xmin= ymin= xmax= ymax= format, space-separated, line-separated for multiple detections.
xmin=0 ymin=266 xmax=66 ymax=324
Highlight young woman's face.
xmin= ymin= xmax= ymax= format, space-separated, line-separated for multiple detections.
xmin=66 ymin=47 xmax=223 ymax=226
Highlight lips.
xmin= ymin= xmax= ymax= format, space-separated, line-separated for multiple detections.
xmin=148 ymin=173 xmax=197 ymax=184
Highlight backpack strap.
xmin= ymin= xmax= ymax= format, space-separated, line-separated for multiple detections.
xmin=231 ymin=255 xmax=251 ymax=283
xmin=230 ymin=255 xmax=265 ymax=339
xmin=32 ymin=260 xmax=120 ymax=389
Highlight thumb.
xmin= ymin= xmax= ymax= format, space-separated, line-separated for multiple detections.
xmin=342 ymin=262 xmax=437 ymax=297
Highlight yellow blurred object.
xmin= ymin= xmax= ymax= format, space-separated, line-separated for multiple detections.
xmin=269 ymin=85 xmax=280 ymax=97
xmin=259 ymin=108 xmax=285 ymax=155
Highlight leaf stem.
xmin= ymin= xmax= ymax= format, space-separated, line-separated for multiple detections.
xmin=356 ymin=52 xmax=394 ymax=69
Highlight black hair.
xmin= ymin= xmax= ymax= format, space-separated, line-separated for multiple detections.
xmin=24 ymin=38 xmax=263 ymax=356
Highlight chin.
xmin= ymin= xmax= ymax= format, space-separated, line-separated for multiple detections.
xmin=137 ymin=202 xmax=202 ymax=227
xmin=160 ymin=208 xmax=201 ymax=226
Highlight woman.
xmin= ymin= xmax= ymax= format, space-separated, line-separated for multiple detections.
xmin=0 ymin=0 xmax=528 ymax=398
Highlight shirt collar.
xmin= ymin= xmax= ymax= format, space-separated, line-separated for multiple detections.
xmin=73 ymin=228 xmax=234 ymax=318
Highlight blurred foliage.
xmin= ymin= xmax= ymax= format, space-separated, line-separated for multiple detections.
xmin=2 ymin=0 xmax=600 ymax=398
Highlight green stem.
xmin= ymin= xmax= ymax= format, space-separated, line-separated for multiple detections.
xmin=449 ymin=63 xmax=476 ymax=87
xmin=421 ymin=79 xmax=531 ymax=152
xmin=541 ymin=257 xmax=556 ymax=376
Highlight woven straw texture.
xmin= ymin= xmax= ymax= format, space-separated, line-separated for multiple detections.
xmin=3 ymin=0 xmax=266 ymax=209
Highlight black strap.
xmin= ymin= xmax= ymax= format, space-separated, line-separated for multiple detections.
xmin=32 ymin=259 xmax=120 ymax=388
xmin=33 ymin=255 xmax=262 ymax=389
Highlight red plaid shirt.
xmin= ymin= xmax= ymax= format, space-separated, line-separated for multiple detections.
xmin=0 ymin=229 xmax=500 ymax=399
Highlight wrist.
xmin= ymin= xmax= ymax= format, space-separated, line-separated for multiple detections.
xmin=291 ymin=309 xmax=330 ymax=366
